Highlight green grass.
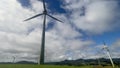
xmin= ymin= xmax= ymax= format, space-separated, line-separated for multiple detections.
xmin=0 ymin=64 xmax=92 ymax=68
xmin=0 ymin=64 xmax=119 ymax=68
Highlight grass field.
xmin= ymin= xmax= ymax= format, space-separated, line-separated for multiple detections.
xmin=0 ymin=64 xmax=92 ymax=68
xmin=0 ymin=64 xmax=119 ymax=68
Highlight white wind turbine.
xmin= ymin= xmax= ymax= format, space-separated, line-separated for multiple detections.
xmin=24 ymin=0 xmax=63 ymax=64
xmin=102 ymin=42 xmax=115 ymax=68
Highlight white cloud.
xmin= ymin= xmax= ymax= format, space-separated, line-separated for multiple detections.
xmin=30 ymin=0 xmax=43 ymax=12
xmin=0 ymin=0 xmax=95 ymax=63
xmin=110 ymin=39 xmax=120 ymax=58
xmin=0 ymin=0 xmax=43 ymax=62
xmin=0 ymin=0 xmax=119 ymax=63
xmin=63 ymin=0 xmax=120 ymax=34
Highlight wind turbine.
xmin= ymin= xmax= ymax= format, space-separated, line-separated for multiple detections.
xmin=24 ymin=0 xmax=63 ymax=64
xmin=79 ymin=53 xmax=86 ymax=65
xmin=102 ymin=42 xmax=115 ymax=68
xmin=12 ymin=56 xmax=16 ymax=63
xmin=94 ymin=50 xmax=102 ymax=66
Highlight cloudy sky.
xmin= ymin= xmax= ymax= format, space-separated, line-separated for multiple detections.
xmin=0 ymin=0 xmax=120 ymax=62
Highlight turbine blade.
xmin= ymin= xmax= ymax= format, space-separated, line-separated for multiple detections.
xmin=43 ymin=0 xmax=46 ymax=10
xmin=47 ymin=14 xmax=63 ymax=23
xmin=24 ymin=13 xmax=43 ymax=21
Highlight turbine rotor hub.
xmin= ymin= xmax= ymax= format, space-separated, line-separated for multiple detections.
xmin=43 ymin=10 xmax=47 ymax=14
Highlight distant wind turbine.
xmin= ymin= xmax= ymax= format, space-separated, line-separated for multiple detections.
xmin=80 ymin=53 xmax=86 ymax=65
xmin=102 ymin=42 xmax=115 ymax=68
xmin=24 ymin=0 xmax=63 ymax=64
xmin=12 ymin=56 xmax=15 ymax=63
xmin=95 ymin=50 xmax=105 ymax=66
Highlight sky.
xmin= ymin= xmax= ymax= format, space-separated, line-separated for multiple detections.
xmin=0 ymin=0 xmax=120 ymax=62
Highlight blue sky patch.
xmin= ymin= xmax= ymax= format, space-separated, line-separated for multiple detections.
xmin=17 ymin=0 xmax=31 ymax=8
xmin=44 ymin=0 xmax=66 ymax=13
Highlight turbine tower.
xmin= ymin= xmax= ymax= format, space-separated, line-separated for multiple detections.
xmin=24 ymin=0 xmax=63 ymax=64
xmin=102 ymin=42 xmax=115 ymax=68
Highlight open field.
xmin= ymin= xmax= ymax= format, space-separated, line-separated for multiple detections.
xmin=0 ymin=64 xmax=119 ymax=68
xmin=0 ymin=64 xmax=92 ymax=68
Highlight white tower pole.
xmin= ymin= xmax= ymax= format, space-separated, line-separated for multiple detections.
xmin=106 ymin=48 xmax=115 ymax=68
xmin=103 ymin=43 xmax=115 ymax=68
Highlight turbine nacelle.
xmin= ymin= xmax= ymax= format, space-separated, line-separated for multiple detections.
xmin=102 ymin=42 xmax=109 ymax=51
